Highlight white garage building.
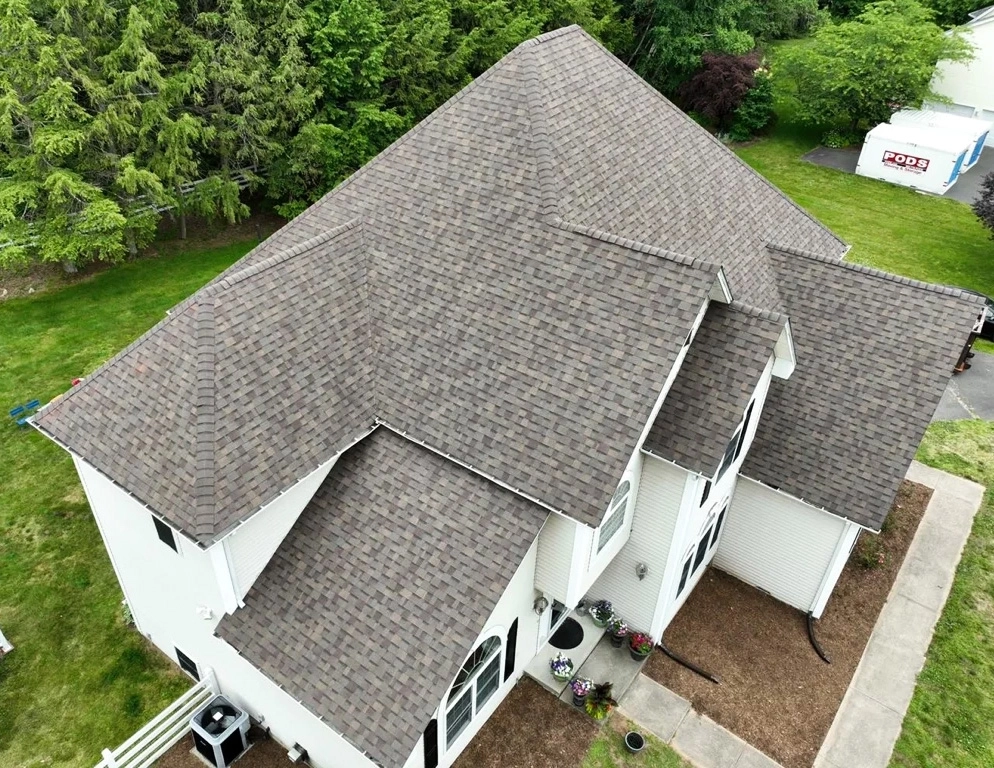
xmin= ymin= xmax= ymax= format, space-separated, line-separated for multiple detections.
xmin=927 ymin=5 xmax=994 ymax=146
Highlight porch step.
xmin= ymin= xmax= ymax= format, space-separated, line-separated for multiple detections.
xmin=558 ymin=635 xmax=646 ymax=706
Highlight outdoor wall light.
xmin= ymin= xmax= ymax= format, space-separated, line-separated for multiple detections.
xmin=533 ymin=596 xmax=550 ymax=615
xmin=635 ymin=562 xmax=648 ymax=580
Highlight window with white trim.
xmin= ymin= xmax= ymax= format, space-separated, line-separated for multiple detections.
xmin=596 ymin=481 xmax=631 ymax=553
xmin=445 ymin=635 xmax=502 ymax=748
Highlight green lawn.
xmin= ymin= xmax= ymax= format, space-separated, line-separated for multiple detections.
xmin=0 ymin=242 xmax=252 ymax=768
xmin=582 ymin=720 xmax=689 ymax=768
xmin=891 ymin=422 xmax=994 ymax=768
xmin=735 ymin=127 xmax=994 ymax=297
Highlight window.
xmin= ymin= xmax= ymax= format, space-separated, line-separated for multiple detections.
xmin=693 ymin=528 xmax=712 ymax=571
xmin=733 ymin=402 xmax=755 ymax=462
xmin=700 ymin=479 xmax=712 ymax=507
xmin=710 ymin=507 xmax=727 ymax=549
xmin=153 ymin=517 xmax=177 ymax=552
xmin=446 ymin=635 xmax=502 ymax=748
xmin=716 ymin=429 xmax=741 ymax=481
xmin=597 ymin=481 xmax=631 ymax=553
xmin=176 ymin=647 xmax=199 ymax=680
xmin=677 ymin=557 xmax=692 ymax=596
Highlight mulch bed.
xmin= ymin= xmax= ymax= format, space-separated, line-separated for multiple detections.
xmin=644 ymin=480 xmax=932 ymax=768
xmin=453 ymin=677 xmax=600 ymax=768
xmin=157 ymin=728 xmax=294 ymax=768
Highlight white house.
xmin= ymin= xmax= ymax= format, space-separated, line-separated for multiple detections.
xmin=928 ymin=5 xmax=994 ymax=145
xmin=34 ymin=26 xmax=981 ymax=768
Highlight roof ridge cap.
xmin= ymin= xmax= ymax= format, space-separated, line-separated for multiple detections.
xmin=515 ymin=24 xmax=583 ymax=48
xmin=205 ymin=220 xmax=360 ymax=296
xmin=556 ymin=219 xmax=717 ymax=272
xmin=766 ymin=242 xmax=986 ymax=303
xmin=193 ymin=299 xmax=217 ymax=537
xmin=522 ymin=41 xmax=560 ymax=221
xmin=727 ymin=299 xmax=787 ymax=323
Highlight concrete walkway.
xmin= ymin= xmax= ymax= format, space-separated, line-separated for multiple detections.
xmin=814 ymin=461 xmax=985 ymax=768
xmin=619 ymin=675 xmax=783 ymax=768
xmin=619 ymin=461 xmax=985 ymax=768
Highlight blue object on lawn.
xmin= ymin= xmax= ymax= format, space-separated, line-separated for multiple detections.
xmin=8 ymin=405 xmax=25 ymax=419
xmin=24 ymin=399 xmax=40 ymax=410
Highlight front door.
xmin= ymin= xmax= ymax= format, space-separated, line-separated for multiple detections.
xmin=538 ymin=599 xmax=568 ymax=646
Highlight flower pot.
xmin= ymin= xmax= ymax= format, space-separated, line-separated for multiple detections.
xmin=609 ymin=632 xmax=625 ymax=648
xmin=552 ymin=669 xmax=573 ymax=682
xmin=624 ymin=732 xmax=646 ymax=754
xmin=591 ymin=614 xmax=611 ymax=629
xmin=629 ymin=647 xmax=651 ymax=662
xmin=572 ymin=692 xmax=587 ymax=708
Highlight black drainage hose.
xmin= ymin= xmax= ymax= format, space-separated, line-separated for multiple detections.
xmin=658 ymin=640 xmax=721 ymax=685
xmin=807 ymin=612 xmax=831 ymax=664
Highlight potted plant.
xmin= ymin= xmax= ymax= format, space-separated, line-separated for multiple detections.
xmin=569 ymin=677 xmax=593 ymax=708
xmin=607 ymin=617 xmax=629 ymax=648
xmin=629 ymin=631 xmax=653 ymax=662
xmin=550 ymin=652 xmax=574 ymax=682
xmin=584 ymin=682 xmax=618 ymax=720
xmin=589 ymin=599 xmax=614 ymax=628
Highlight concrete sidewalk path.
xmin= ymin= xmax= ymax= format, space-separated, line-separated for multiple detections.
xmin=814 ymin=461 xmax=985 ymax=768
xmin=619 ymin=675 xmax=783 ymax=768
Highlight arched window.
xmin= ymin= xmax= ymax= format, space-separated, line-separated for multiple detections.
xmin=445 ymin=633 xmax=502 ymax=748
xmin=597 ymin=480 xmax=631 ymax=553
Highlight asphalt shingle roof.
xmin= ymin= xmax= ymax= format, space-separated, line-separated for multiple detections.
xmin=644 ymin=302 xmax=786 ymax=475
xmin=35 ymin=28 xmax=721 ymax=542
xmin=743 ymin=245 xmax=984 ymax=530
xmin=217 ymin=429 xmax=547 ymax=767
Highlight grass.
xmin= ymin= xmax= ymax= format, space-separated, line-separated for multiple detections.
xmin=582 ymin=718 xmax=689 ymax=768
xmin=0 ymin=241 xmax=252 ymax=768
xmin=734 ymin=126 xmax=994 ymax=298
xmin=890 ymin=422 xmax=994 ymax=768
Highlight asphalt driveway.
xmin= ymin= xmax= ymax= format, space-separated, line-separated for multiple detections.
xmin=933 ymin=350 xmax=994 ymax=421
xmin=802 ymin=145 xmax=993 ymax=205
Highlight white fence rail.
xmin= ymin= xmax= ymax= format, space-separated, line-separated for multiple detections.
xmin=96 ymin=669 xmax=219 ymax=768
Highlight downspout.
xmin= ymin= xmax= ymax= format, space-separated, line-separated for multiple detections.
xmin=658 ymin=638 xmax=721 ymax=685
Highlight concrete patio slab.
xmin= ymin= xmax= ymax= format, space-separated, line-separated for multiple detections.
xmin=670 ymin=711 xmax=745 ymax=768
xmin=932 ymin=351 xmax=994 ymax=423
xmin=560 ymin=635 xmax=644 ymax=706
xmin=618 ymin=674 xmax=690 ymax=742
xmin=813 ymin=463 xmax=985 ymax=768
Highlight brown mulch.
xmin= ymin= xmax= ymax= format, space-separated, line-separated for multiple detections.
xmin=453 ymin=678 xmax=600 ymax=768
xmin=156 ymin=728 xmax=294 ymax=768
xmin=644 ymin=480 xmax=932 ymax=768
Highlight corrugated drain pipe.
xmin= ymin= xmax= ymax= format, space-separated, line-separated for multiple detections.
xmin=807 ymin=612 xmax=832 ymax=664
xmin=658 ymin=639 xmax=721 ymax=684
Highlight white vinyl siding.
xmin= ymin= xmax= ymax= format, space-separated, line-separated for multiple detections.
xmin=226 ymin=457 xmax=338 ymax=598
xmin=534 ymin=513 xmax=575 ymax=599
xmin=714 ymin=477 xmax=849 ymax=613
xmin=589 ymin=457 xmax=685 ymax=632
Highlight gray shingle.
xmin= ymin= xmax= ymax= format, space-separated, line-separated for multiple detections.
xmin=644 ymin=302 xmax=786 ymax=475
xmin=743 ymin=246 xmax=984 ymax=530
xmin=217 ymin=429 xmax=547 ymax=768
xmin=34 ymin=29 xmax=719 ymax=542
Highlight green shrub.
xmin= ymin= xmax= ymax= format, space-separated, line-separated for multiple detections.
xmin=729 ymin=69 xmax=775 ymax=142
